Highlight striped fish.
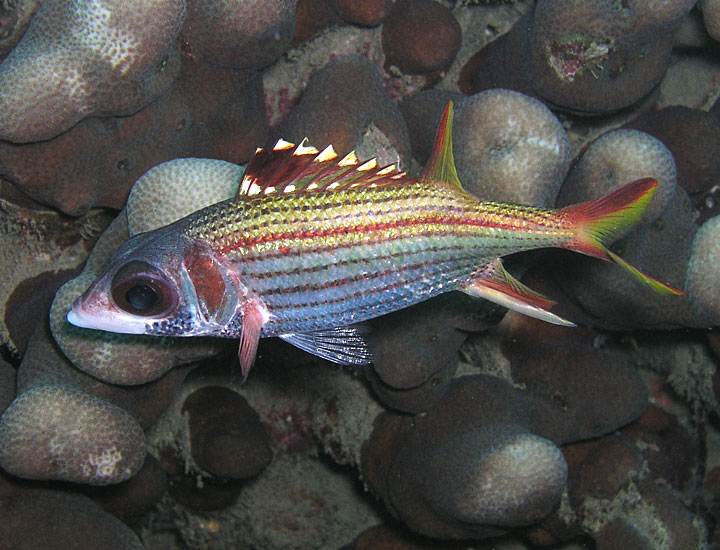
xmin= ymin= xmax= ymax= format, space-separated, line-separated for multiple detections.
xmin=67 ymin=103 xmax=682 ymax=376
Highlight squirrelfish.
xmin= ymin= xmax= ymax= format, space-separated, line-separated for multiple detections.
xmin=67 ymin=103 xmax=682 ymax=376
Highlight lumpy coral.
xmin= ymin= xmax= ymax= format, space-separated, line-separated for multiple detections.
xmin=331 ymin=0 xmax=391 ymax=27
xmin=381 ymin=0 xmax=461 ymax=76
xmin=0 ymin=156 xmax=244 ymax=485
xmin=686 ymin=216 xmax=720 ymax=325
xmin=0 ymin=0 xmax=185 ymax=143
xmin=702 ymin=0 xmax=720 ymax=41
xmin=361 ymin=377 xmax=571 ymax=539
xmin=0 ymin=386 xmax=145 ymax=485
xmin=51 ymin=158 xmax=239 ymax=385
xmin=0 ymin=479 xmax=144 ymax=549
xmin=557 ymin=129 xmax=677 ymax=221
xmin=544 ymin=127 xmax=705 ymax=330
xmin=181 ymin=0 xmax=297 ymax=69
xmin=0 ymin=1 xmax=718 ymax=548
xmin=181 ymin=385 xmax=272 ymax=480
xmin=0 ymin=61 xmax=267 ymax=216
xmin=623 ymin=106 xmax=720 ymax=224
xmin=460 ymin=0 xmax=696 ymax=115
xmin=272 ymin=54 xmax=413 ymax=167
xmin=453 ymin=89 xmax=571 ymax=206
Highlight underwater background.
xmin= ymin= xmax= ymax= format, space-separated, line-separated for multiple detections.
xmin=0 ymin=0 xmax=719 ymax=548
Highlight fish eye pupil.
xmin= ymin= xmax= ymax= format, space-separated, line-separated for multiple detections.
xmin=125 ymin=284 xmax=158 ymax=311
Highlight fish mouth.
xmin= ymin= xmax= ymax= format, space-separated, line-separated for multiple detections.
xmin=66 ymin=301 xmax=147 ymax=335
xmin=66 ymin=306 xmax=89 ymax=329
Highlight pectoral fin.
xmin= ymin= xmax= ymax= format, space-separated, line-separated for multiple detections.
xmin=280 ymin=326 xmax=373 ymax=365
xmin=462 ymin=259 xmax=575 ymax=326
xmin=238 ymin=300 xmax=270 ymax=379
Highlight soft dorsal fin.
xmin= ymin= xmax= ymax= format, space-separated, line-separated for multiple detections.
xmin=234 ymin=137 xmax=412 ymax=201
xmin=420 ymin=101 xmax=464 ymax=190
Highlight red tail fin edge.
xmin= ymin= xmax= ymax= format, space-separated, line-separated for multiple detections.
xmin=561 ymin=178 xmax=684 ymax=296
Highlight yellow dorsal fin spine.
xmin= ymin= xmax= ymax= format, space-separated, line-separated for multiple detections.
xmin=420 ymin=101 xmax=463 ymax=190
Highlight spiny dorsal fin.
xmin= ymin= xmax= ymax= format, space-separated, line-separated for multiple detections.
xmin=420 ymin=101 xmax=464 ymax=190
xmin=234 ymin=137 xmax=411 ymax=201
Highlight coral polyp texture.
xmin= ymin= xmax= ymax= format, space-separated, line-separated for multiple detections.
xmin=272 ymin=54 xmax=413 ymax=166
xmin=557 ymin=129 xmax=677 ymax=222
xmin=181 ymin=386 xmax=272 ymax=480
xmin=381 ymin=0 xmax=462 ymax=76
xmin=0 ymin=483 xmax=144 ymax=549
xmin=623 ymin=106 xmax=720 ymax=224
xmin=529 ymin=0 xmax=691 ymax=112
xmin=0 ymin=0 xmax=185 ymax=143
xmin=360 ymin=376 xmax=572 ymax=539
xmin=702 ymin=0 xmax=720 ymax=41
xmin=453 ymin=89 xmax=571 ymax=206
xmin=686 ymin=216 xmax=720 ymax=325
xmin=331 ymin=0 xmax=392 ymax=27
xmin=0 ymin=386 xmax=145 ymax=485
xmin=181 ymin=0 xmax=297 ymax=69
xmin=460 ymin=0 xmax=697 ymax=115
xmin=0 ymin=1 xmax=718 ymax=549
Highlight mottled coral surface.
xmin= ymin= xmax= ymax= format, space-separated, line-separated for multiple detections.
xmin=0 ymin=1 xmax=719 ymax=549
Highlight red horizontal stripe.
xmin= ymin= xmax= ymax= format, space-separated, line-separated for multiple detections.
xmin=215 ymin=214 xmax=530 ymax=255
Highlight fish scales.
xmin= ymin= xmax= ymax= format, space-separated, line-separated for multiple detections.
xmin=183 ymin=181 xmax=573 ymax=335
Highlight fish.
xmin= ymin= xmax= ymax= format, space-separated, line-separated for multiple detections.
xmin=67 ymin=102 xmax=683 ymax=377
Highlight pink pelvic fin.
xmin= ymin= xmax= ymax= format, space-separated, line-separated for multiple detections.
xmin=238 ymin=300 xmax=269 ymax=379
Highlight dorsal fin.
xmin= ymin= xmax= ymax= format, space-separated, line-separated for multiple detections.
xmin=234 ymin=137 xmax=412 ymax=201
xmin=420 ymin=101 xmax=464 ymax=190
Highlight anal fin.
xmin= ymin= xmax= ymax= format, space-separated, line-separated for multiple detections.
xmin=462 ymin=259 xmax=575 ymax=327
xmin=280 ymin=326 xmax=373 ymax=366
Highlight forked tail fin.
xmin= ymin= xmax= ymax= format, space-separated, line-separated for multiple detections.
xmin=560 ymin=177 xmax=684 ymax=295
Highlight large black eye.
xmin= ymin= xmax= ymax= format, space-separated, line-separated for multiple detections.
xmin=111 ymin=262 xmax=176 ymax=317
xmin=125 ymin=284 xmax=159 ymax=312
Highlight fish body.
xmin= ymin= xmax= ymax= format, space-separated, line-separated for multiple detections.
xmin=68 ymin=103 xmax=682 ymax=375
xmin=183 ymin=179 xmax=573 ymax=335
